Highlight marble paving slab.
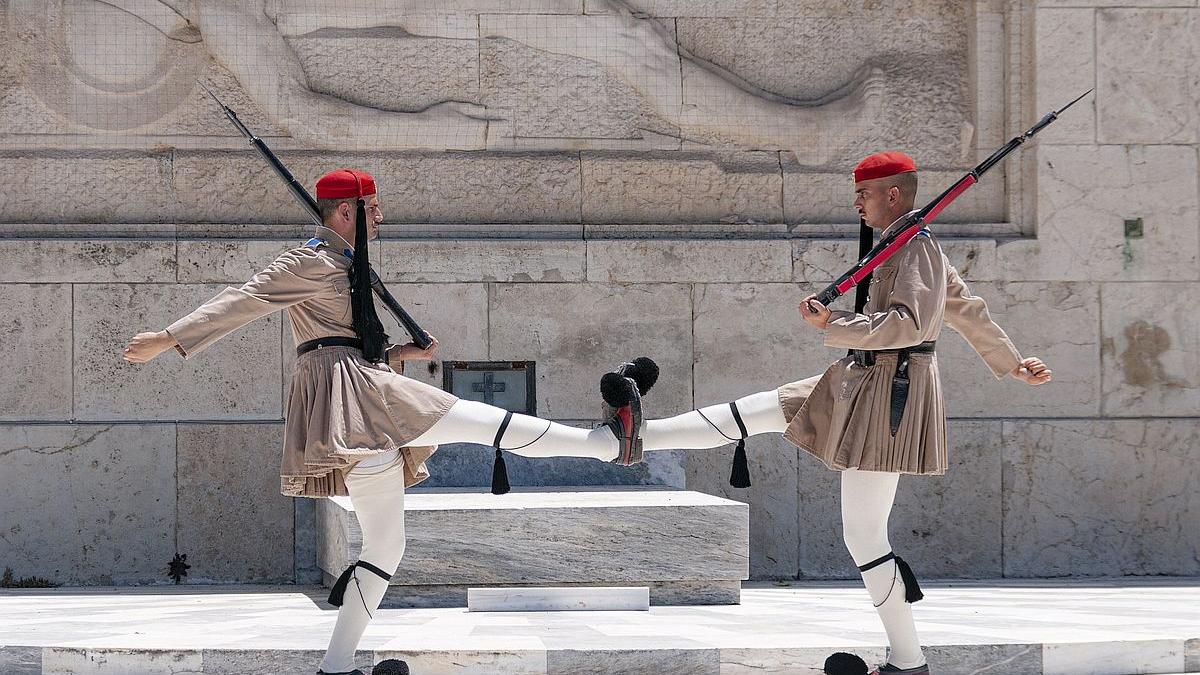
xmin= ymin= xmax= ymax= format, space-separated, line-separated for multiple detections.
xmin=1 ymin=579 xmax=1198 ymax=674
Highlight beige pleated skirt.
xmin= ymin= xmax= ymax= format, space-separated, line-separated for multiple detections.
xmin=280 ymin=346 xmax=458 ymax=498
xmin=779 ymin=352 xmax=947 ymax=475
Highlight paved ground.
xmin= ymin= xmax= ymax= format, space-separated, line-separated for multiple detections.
xmin=2 ymin=579 xmax=1198 ymax=674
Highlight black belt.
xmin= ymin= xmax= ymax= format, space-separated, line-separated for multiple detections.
xmin=296 ymin=336 xmax=362 ymax=356
xmin=849 ymin=341 xmax=936 ymax=437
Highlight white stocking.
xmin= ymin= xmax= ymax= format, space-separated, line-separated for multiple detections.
xmin=641 ymin=389 xmax=787 ymax=451
xmin=840 ymin=469 xmax=926 ymax=670
xmin=319 ymin=458 xmax=408 ymax=674
xmin=406 ymin=399 xmax=618 ymax=461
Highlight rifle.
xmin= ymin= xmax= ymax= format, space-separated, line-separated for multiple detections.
xmin=813 ymin=89 xmax=1093 ymax=308
xmin=197 ymin=81 xmax=433 ymax=350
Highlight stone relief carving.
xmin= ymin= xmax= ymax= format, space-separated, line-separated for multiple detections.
xmin=4 ymin=0 xmax=890 ymax=164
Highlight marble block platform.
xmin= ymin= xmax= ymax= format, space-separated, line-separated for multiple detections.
xmin=317 ymin=487 xmax=749 ymax=607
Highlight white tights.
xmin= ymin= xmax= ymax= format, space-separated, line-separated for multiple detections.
xmin=320 ymin=399 xmax=618 ymax=672
xmin=641 ymin=389 xmax=926 ymax=669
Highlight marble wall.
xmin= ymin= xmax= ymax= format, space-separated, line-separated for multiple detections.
xmin=0 ymin=0 xmax=1197 ymax=585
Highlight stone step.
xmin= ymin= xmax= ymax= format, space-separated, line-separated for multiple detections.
xmin=3 ymin=582 xmax=1198 ymax=675
xmin=317 ymin=487 xmax=749 ymax=607
xmin=466 ymin=586 xmax=650 ymax=612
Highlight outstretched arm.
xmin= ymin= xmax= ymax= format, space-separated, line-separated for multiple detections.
xmin=943 ymin=259 xmax=1050 ymax=384
xmin=122 ymin=249 xmax=329 ymax=363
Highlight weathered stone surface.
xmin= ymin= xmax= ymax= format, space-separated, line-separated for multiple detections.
xmin=172 ymin=152 xmax=583 ymax=225
xmin=581 ymin=152 xmax=782 ymax=224
xmin=290 ymin=25 xmax=480 ymax=115
xmin=0 ymin=284 xmax=72 ymax=421
xmin=1014 ymin=144 xmax=1199 ymax=281
xmin=176 ymin=240 xmax=295 ymax=284
xmin=73 ymin=284 xmax=283 ymax=421
xmin=1186 ymin=637 xmax=1200 ymax=673
xmin=0 ymin=240 xmax=176 ymax=283
xmin=693 ymin=283 xmax=844 ymax=400
xmin=720 ymin=648 xmax=890 ymax=675
xmin=939 ymin=282 xmax=1100 ymax=418
xmin=792 ymin=237 xmax=997 ymax=284
xmin=1097 ymin=9 xmax=1198 ymax=144
xmin=1100 ymin=283 xmax=1200 ymax=417
xmin=678 ymin=9 xmax=973 ymax=168
xmin=1042 ymin=639 xmax=1184 ymax=675
xmin=925 ymin=644 xmax=1041 ymax=675
xmin=489 ymin=283 xmax=693 ymax=419
xmin=1040 ymin=0 xmax=1199 ymax=6
xmin=0 ymin=646 xmax=40 ymax=675
xmin=377 ymin=649 xmax=546 ymax=675
xmin=1002 ymin=419 xmax=1200 ymax=577
xmin=783 ymin=168 xmax=1006 ymax=225
xmin=0 ymin=424 xmax=175 ymax=585
xmin=547 ymin=648 xmax=719 ymax=675
xmin=379 ymin=283 xmax=489 ymax=393
xmin=201 ymin=649 xmax=360 ymax=675
xmin=379 ymin=239 xmax=585 ymax=282
xmin=176 ymin=423 xmax=293 ymax=583
xmin=481 ymin=15 xmax=680 ymax=149
xmin=41 ymin=647 xmax=203 ymax=674
xmin=1036 ymin=8 xmax=1096 ymax=144
xmin=685 ymin=435 xmax=799 ymax=579
xmin=0 ymin=152 xmax=174 ymax=224
xmin=589 ymin=0 xmax=970 ymax=17
xmin=319 ymin=489 xmax=748 ymax=600
xmin=275 ymin=0 xmax=583 ymax=34
xmin=587 ymin=239 xmax=791 ymax=282
xmin=797 ymin=421 xmax=1003 ymax=579
xmin=293 ymin=497 xmax=322 ymax=584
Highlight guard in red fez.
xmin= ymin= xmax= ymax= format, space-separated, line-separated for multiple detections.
xmin=600 ymin=151 xmax=1053 ymax=675
xmin=122 ymin=168 xmax=656 ymax=675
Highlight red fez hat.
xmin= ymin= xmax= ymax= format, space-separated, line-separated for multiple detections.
xmin=853 ymin=151 xmax=917 ymax=183
xmin=315 ymin=169 xmax=377 ymax=200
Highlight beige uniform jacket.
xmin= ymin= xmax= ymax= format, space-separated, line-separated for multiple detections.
xmin=779 ymin=224 xmax=1022 ymax=474
xmin=165 ymin=232 xmax=457 ymax=497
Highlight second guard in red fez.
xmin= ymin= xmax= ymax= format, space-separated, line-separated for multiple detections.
xmin=122 ymin=168 xmax=658 ymax=675
xmin=595 ymin=151 xmax=1052 ymax=675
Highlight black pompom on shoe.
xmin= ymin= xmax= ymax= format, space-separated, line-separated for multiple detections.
xmin=619 ymin=356 xmax=659 ymax=395
xmin=824 ymin=652 xmax=869 ymax=675
xmin=371 ymin=659 xmax=410 ymax=675
xmin=601 ymin=371 xmax=637 ymax=408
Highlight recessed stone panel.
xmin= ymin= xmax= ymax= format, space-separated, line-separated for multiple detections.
xmin=1100 ymin=282 xmax=1200 ymax=417
xmin=939 ymin=282 xmax=1100 ymax=418
xmin=176 ymin=240 xmax=296 ymax=284
xmin=73 ymin=284 xmax=283 ymax=421
xmin=1035 ymin=8 xmax=1096 ymax=144
xmin=489 ymin=283 xmax=693 ymax=419
xmin=379 ymin=240 xmax=585 ymax=283
xmin=0 ymin=424 xmax=176 ymax=585
xmin=0 ymin=240 xmax=177 ymax=283
xmin=1097 ymin=9 xmax=1198 ymax=144
xmin=1016 ymin=145 xmax=1199 ymax=281
xmin=581 ymin=152 xmax=783 ymax=224
xmin=1002 ymin=419 xmax=1200 ymax=577
xmin=176 ymin=423 xmax=293 ymax=583
xmin=0 ymin=284 xmax=72 ymax=421
xmin=587 ymin=239 xmax=792 ymax=283
xmin=0 ymin=152 xmax=174 ymax=224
